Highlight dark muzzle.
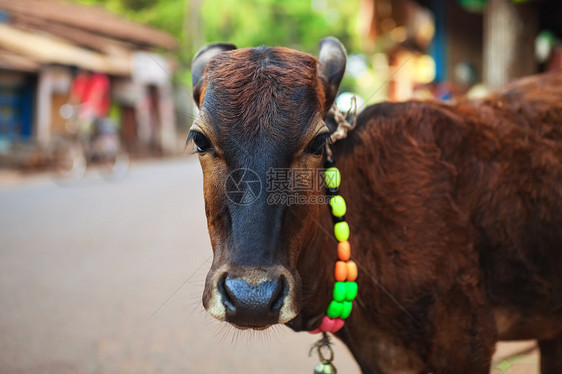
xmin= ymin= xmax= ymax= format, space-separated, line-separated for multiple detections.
xmin=218 ymin=275 xmax=288 ymax=327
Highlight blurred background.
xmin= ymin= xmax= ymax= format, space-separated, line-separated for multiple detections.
xmin=0 ymin=0 xmax=560 ymax=373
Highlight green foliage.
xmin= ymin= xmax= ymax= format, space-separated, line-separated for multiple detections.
xmin=200 ymin=0 xmax=360 ymax=55
xmin=68 ymin=0 xmax=362 ymax=91
xmin=69 ymin=0 xmax=360 ymax=56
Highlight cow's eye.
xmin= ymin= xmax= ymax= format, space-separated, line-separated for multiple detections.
xmin=188 ymin=131 xmax=213 ymax=153
xmin=306 ymin=133 xmax=331 ymax=155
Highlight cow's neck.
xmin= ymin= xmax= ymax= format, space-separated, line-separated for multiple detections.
xmin=292 ymin=122 xmax=378 ymax=331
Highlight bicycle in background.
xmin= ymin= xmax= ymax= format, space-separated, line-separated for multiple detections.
xmin=51 ymin=103 xmax=129 ymax=183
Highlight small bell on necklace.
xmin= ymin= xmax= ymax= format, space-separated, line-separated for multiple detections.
xmin=314 ymin=361 xmax=337 ymax=374
xmin=311 ymin=333 xmax=337 ymax=374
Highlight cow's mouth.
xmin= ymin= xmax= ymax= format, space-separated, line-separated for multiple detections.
xmin=285 ymin=313 xmax=324 ymax=332
xmin=230 ymin=323 xmax=271 ymax=331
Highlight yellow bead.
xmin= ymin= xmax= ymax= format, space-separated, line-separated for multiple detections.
xmin=325 ymin=167 xmax=341 ymax=189
xmin=334 ymin=221 xmax=350 ymax=241
xmin=329 ymin=195 xmax=346 ymax=217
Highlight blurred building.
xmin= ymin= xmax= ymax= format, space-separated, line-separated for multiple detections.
xmin=0 ymin=0 xmax=179 ymax=166
xmin=359 ymin=0 xmax=562 ymax=101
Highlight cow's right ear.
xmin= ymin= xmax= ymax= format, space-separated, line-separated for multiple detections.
xmin=192 ymin=43 xmax=237 ymax=107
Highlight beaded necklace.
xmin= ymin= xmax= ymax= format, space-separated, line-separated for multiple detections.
xmin=309 ymin=158 xmax=358 ymax=335
xmin=308 ymin=99 xmax=358 ymax=373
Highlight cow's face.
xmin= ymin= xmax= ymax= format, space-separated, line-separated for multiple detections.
xmin=190 ymin=38 xmax=346 ymax=329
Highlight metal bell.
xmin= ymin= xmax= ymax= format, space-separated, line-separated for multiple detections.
xmin=314 ymin=361 xmax=337 ymax=374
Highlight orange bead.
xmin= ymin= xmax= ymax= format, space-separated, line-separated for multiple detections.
xmin=337 ymin=241 xmax=351 ymax=261
xmin=346 ymin=261 xmax=358 ymax=281
xmin=334 ymin=261 xmax=347 ymax=281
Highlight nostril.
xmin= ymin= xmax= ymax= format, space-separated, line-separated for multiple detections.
xmin=269 ymin=275 xmax=287 ymax=313
xmin=218 ymin=274 xmax=235 ymax=311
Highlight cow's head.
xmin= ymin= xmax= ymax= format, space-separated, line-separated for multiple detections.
xmin=190 ymin=38 xmax=346 ymax=329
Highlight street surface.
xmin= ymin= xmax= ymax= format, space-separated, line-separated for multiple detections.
xmin=0 ymin=158 xmax=537 ymax=373
xmin=0 ymin=158 xmax=360 ymax=374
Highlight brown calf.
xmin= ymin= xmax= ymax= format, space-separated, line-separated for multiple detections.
xmin=190 ymin=37 xmax=562 ymax=373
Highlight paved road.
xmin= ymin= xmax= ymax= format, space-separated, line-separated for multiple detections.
xmin=0 ymin=158 xmax=538 ymax=373
xmin=0 ymin=158 xmax=360 ymax=374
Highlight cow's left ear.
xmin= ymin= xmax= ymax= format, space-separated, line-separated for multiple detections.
xmin=192 ymin=43 xmax=237 ymax=107
xmin=317 ymin=37 xmax=347 ymax=115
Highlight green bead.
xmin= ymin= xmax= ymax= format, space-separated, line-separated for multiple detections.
xmin=333 ymin=282 xmax=346 ymax=302
xmin=340 ymin=301 xmax=353 ymax=319
xmin=334 ymin=221 xmax=350 ymax=242
xmin=346 ymin=281 xmax=358 ymax=301
xmin=329 ymin=195 xmax=346 ymax=217
xmin=327 ymin=300 xmax=343 ymax=319
xmin=325 ymin=167 xmax=341 ymax=189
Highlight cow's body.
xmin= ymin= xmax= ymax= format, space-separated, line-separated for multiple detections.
xmin=190 ymin=38 xmax=562 ymax=373
xmin=293 ymin=72 xmax=562 ymax=373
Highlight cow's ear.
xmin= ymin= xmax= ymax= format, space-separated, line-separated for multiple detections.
xmin=192 ymin=43 xmax=237 ymax=107
xmin=317 ymin=37 xmax=347 ymax=115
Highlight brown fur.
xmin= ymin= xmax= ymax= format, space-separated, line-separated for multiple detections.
xmin=296 ymin=71 xmax=562 ymax=373
xmin=199 ymin=47 xmax=325 ymax=139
